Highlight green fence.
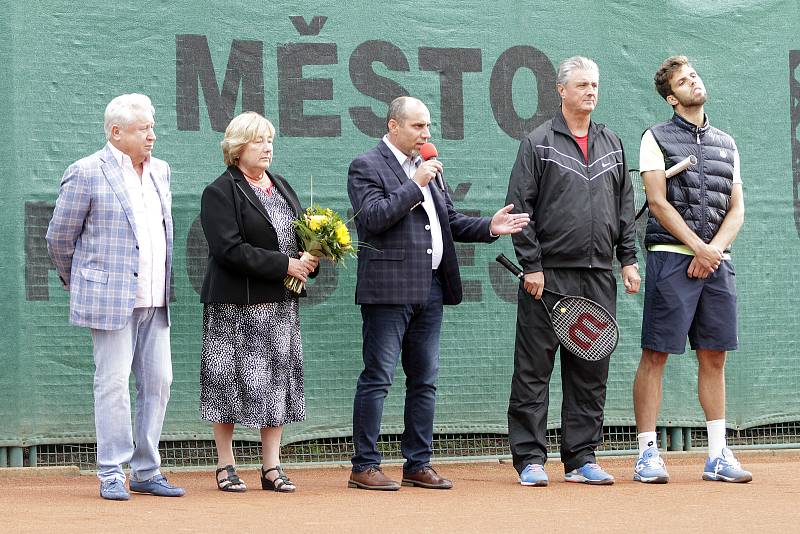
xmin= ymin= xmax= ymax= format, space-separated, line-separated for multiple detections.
xmin=2 ymin=1 xmax=799 ymax=451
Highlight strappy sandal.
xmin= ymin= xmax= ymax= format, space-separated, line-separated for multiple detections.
xmin=216 ymin=465 xmax=247 ymax=492
xmin=261 ymin=465 xmax=296 ymax=492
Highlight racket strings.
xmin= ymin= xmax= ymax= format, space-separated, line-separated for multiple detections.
xmin=549 ymin=297 xmax=618 ymax=361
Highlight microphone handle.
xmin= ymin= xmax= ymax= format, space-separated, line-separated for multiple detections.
xmin=430 ymin=156 xmax=445 ymax=191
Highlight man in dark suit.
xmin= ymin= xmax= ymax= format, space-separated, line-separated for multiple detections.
xmin=346 ymin=96 xmax=530 ymax=490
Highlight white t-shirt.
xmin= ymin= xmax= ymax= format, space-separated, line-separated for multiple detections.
xmin=638 ymin=129 xmax=741 ymax=257
xmin=639 ymin=129 xmax=741 ymax=183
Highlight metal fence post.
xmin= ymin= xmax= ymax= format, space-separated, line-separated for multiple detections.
xmin=683 ymin=427 xmax=693 ymax=451
xmin=659 ymin=427 xmax=668 ymax=450
xmin=668 ymin=427 xmax=684 ymax=451
xmin=8 ymin=447 xmax=23 ymax=467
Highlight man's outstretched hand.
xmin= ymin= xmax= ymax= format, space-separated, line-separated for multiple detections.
xmin=490 ymin=204 xmax=530 ymax=235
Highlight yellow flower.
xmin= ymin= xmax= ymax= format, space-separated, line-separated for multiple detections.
xmin=306 ymin=214 xmax=327 ymax=231
xmin=334 ymin=222 xmax=351 ymax=246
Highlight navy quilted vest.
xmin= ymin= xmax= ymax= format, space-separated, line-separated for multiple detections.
xmin=645 ymin=113 xmax=736 ymax=248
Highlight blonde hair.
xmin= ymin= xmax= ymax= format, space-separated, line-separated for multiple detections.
xmin=221 ymin=112 xmax=275 ymax=166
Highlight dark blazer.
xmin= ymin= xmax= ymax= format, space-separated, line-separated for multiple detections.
xmin=347 ymin=140 xmax=495 ymax=306
xmin=200 ymin=165 xmax=316 ymax=304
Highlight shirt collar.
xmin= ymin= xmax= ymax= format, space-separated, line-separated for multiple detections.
xmin=382 ymin=135 xmax=418 ymax=167
xmin=107 ymin=142 xmax=150 ymax=172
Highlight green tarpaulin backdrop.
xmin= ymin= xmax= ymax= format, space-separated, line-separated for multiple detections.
xmin=1 ymin=0 xmax=799 ymax=446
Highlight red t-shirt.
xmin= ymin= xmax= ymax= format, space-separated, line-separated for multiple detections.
xmin=574 ymin=133 xmax=588 ymax=162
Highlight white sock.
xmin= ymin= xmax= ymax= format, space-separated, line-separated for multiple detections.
xmin=637 ymin=431 xmax=658 ymax=457
xmin=707 ymin=419 xmax=727 ymax=459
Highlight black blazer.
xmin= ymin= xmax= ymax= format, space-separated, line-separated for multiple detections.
xmin=200 ymin=166 xmax=316 ymax=304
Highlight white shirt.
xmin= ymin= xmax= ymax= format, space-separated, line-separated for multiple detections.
xmin=382 ymin=135 xmax=444 ymax=269
xmin=639 ymin=129 xmax=741 ymax=183
xmin=108 ymin=142 xmax=167 ymax=308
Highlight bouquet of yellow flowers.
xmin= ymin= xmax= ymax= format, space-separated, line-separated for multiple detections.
xmin=285 ymin=205 xmax=356 ymax=293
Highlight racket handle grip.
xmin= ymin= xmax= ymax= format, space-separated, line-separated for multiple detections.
xmin=495 ymin=254 xmax=523 ymax=279
xmin=665 ymin=155 xmax=697 ymax=179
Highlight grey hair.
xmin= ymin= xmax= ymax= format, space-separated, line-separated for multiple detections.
xmin=385 ymin=96 xmax=417 ymax=130
xmin=103 ymin=93 xmax=155 ymax=140
xmin=556 ymin=56 xmax=599 ymax=86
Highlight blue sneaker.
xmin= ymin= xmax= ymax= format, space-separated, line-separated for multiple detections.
xmin=129 ymin=474 xmax=186 ymax=497
xmin=564 ymin=463 xmax=614 ymax=485
xmin=634 ymin=447 xmax=669 ymax=483
xmin=100 ymin=479 xmax=130 ymax=501
xmin=519 ymin=464 xmax=549 ymax=486
xmin=703 ymin=448 xmax=752 ymax=483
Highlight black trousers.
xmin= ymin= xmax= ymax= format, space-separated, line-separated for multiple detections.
xmin=507 ymin=268 xmax=617 ymax=474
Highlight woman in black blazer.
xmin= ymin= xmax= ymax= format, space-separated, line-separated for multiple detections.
xmin=199 ymin=112 xmax=319 ymax=493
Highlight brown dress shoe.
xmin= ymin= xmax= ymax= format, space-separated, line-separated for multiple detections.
xmin=401 ymin=466 xmax=453 ymax=489
xmin=348 ymin=466 xmax=400 ymax=491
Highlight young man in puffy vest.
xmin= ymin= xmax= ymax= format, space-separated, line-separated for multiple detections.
xmin=632 ymin=56 xmax=750 ymax=484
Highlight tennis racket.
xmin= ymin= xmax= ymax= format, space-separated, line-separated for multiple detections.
xmin=634 ymin=155 xmax=697 ymax=221
xmin=631 ymin=167 xmax=647 ymax=221
xmin=495 ymin=254 xmax=619 ymax=361
xmin=629 ymin=167 xmax=649 ymax=258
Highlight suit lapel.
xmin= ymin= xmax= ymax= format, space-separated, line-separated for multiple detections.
xmin=428 ymin=179 xmax=450 ymax=224
xmin=148 ymin=160 xmax=173 ymax=246
xmin=378 ymin=140 xmax=408 ymax=186
xmin=100 ymin=145 xmax=139 ymax=242
xmin=227 ymin=166 xmax=272 ymax=224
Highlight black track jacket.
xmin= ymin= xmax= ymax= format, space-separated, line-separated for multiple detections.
xmin=505 ymin=111 xmax=638 ymax=273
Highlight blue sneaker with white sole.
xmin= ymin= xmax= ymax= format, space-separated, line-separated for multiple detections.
xmin=703 ymin=448 xmax=752 ymax=483
xmin=519 ymin=464 xmax=549 ymax=486
xmin=634 ymin=446 xmax=669 ymax=483
xmin=564 ymin=463 xmax=614 ymax=485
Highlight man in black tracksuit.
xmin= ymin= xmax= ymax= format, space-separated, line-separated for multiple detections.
xmin=505 ymin=56 xmax=640 ymax=486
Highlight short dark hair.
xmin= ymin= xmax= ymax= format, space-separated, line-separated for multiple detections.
xmin=386 ymin=96 xmax=412 ymax=130
xmin=654 ymin=55 xmax=691 ymax=100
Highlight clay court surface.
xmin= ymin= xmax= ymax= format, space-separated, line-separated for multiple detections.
xmin=3 ymin=450 xmax=799 ymax=533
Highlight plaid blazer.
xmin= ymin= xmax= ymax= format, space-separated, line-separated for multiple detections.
xmin=46 ymin=145 xmax=173 ymax=330
xmin=347 ymin=140 xmax=494 ymax=305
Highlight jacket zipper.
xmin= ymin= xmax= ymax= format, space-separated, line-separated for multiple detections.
xmin=696 ymin=129 xmax=707 ymax=241
xmin=585 ymin=136 xmax=594 ymax=269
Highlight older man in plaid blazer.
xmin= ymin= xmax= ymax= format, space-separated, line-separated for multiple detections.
xmin=346 ymin=96 xmax=530 ymax=491
xmin=46 ymin=94 xmax=184 ymax=501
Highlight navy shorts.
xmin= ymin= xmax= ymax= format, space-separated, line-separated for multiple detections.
xmin=641 ymin=251 xmax=738 ymax=354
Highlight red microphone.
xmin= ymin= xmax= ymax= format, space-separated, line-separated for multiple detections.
xmin=418 ymin=142 xmax=445 ymax=192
